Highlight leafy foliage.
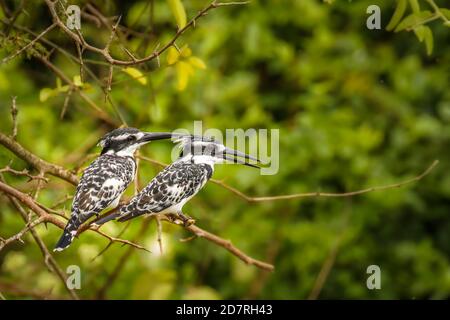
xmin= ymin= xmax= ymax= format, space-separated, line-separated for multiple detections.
xmin=0 ymin=0 xmax=449 ymax=299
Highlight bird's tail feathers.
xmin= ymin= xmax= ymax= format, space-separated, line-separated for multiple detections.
xmin=54 ymin=217 xmax=79 ymax=252
xmin=92 ymin=212 xmax=120 ymax=226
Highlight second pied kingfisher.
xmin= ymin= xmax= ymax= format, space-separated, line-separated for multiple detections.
xmin=54 ymin=127 xmax=175 ymax=251
xmin=95 ymin=135 xmax=260 ymax=226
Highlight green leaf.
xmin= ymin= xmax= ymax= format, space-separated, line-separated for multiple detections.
xmin=73 ymin=75 xmax=83 ymax=87
xmin=122 ymin=67 xmax=147 ymax=85
xmin=39 ymin=88 xmax=56 ymax=102
xmin=413 ymin=25 xmax=426 ymax=42
xmin=386 ymin=0 xmax=407 ymax=31
xmin=167 ymin=0 xmax=187 ymax=29
xmin=408 ymin=0 xmax=420 ymax=14
xmin=56 ymin=77 xmax=62 ymax=89
xmin=441 ymin=9 xmax=450 ymax=20
xmin=423 ymin=26 xmax=433 ymax=55
xmin=394 ymin=11 xmax=434 ymax=32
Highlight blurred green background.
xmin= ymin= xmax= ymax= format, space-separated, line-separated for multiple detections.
xmin=0 ymin=0 xmax=449 ymax=299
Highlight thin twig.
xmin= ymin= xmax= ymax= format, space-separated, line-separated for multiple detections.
xmin=96 ymin=219 xmax=151 ymax=299
xmin=426 ymin=0 xmax=450 ymax=23
xmin=60 ymin=86 xmax=73 ymax=119
xmin=44 ymin=0 xmax=249 ymax=66
xmin=0 ymin=180 xmax=146 ymax=253
xmin=10 ymin=96 xmax=18 ymax=139
xmin=138 ymin=155 xmax=439 ymax=203
xmin=0 ymin=166 xmax=49 ymax=183
xmin=183 ymin=223 xmax=274 ymax=271
xmin=308 ymin=203 xmax=353 ymax=300
xmin=0 ymin=216 xmax=45 ymax=251
xmin=36 ymin=56 xmax=119 ymax=126
xmin=156 ymin=216 xmax=164 ymax=254
xmin=0 ymin=132 xmax=78 ymax=185
xmin=6 ymin=195 xmax=80 ymax=300
xmin=1 ymin=23 xmax=56 ymax=64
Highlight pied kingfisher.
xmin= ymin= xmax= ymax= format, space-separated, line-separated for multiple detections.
xmin=54 ymin=127 xmax=175 ymax=251
xmin=95 ymin=136 xmax=260 ymax=226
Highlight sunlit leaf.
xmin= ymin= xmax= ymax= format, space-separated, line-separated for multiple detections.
xmin=180 ymin=44 xmax=192 ymax=58
xmin=423 ymin=26 xmax=433 ymax=55
xmin=73 ymin=75 xmax=83 ymax=87
xmin=176 ymin=61 xmax=194 ymax=91
xmin=395 ymin=11 xmax=434 ymax=32
xmin=167 ymin=0 xmax=187 ymax=29
xmin=39 ymin=88 xmax=56 ymax=102
xmin=122 ymin=67 xmax=147 ymax=85
xmin=188 ymin=57 xmax=207 ymax=69
xmin=386 ymin=0 xmax=407 ymax=31
xmin=56 ymin=77 xmax=62 ymax=89
xmin=167 ymin=47 xmax=180 ymax=65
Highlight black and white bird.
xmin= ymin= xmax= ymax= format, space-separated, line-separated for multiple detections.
xmin=95 ymin=136 xmax=260 ymax=226
xmin=54 ymin=127 xmax=175 ymax=251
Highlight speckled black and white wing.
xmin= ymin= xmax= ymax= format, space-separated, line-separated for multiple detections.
xmin=117 ymin=161 xmax=213 ymax=222
xmin=54 ymin=154 xmax=135 ymax=251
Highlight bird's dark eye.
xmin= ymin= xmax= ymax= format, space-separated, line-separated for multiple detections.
xmin=127 ymin=136 xmax=136 ymax=141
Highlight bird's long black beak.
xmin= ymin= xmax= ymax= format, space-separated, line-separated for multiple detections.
xmin=223 ymin=155 xmax=260 ymax=168
xmin=222 ymin=147 xmax=261 ymax=169
xmin=224 ymin=147 xmax=260 ymax=163
xmin=140 ymin=132 xmax=178 ymax=143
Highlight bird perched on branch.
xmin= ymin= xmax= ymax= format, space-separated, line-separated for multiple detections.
xmin=54 ymin=127 xmax=176 ymax=251
xmin=95 ymin=136 xmax=260 ymax=226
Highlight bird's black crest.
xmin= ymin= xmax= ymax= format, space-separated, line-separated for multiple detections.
xmin=99 ymin=127 xmax=140 ymax=143
xmin=98 ymin=127 xmax=141 ymax=154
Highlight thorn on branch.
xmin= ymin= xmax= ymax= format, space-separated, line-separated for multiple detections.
xmin=155 ymin=216 xmax=164 ymax=254
xmin=1 ymin=23 xmax=56 ymax=64
xmin=60 ymin=87 xmax=73 ymax=119
xmin=0 ymin=166 xmax=49 ymax=183
xmin=104 ymin=15 xmax=122 ymax=52
xmin=122 ymin=47 xmax=138 ymax=63
xmin=10 ymin=96 xmax=18 ymax=140
xmin=105 ymin=65 xmax=113 ymax=102
xmin=44 ymin=0 xmax=248 ymax=66
xmin=75 ymin=42 xmax=85 ymax=83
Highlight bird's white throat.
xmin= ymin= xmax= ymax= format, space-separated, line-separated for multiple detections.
xmin=108 ymin=144 xmax=139 ymax=157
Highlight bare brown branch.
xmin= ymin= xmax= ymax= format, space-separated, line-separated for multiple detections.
xmin=95 ymin=219 xmax=151 ymax=299
xmin=44 ymin=0 xmax=248 ymax=66
xmin=6 ymin=195 xmax=80 ymax=300
xmin=0 ymin=166 xmax=49 ymax=183
xmin=138 ymin=155 xmax=439 ymax=203
xmin=36 ymin=56 xmax=119 ymax=126
xmin=0 ymin=180 xmax=147 ymax=254
xmin=184 ymin=223 xmax=275 ymax=272
xmin=0 ymin=132 xmax=78 ymax=185
xmin=1 ymin=23 xmax=56 ymax=64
